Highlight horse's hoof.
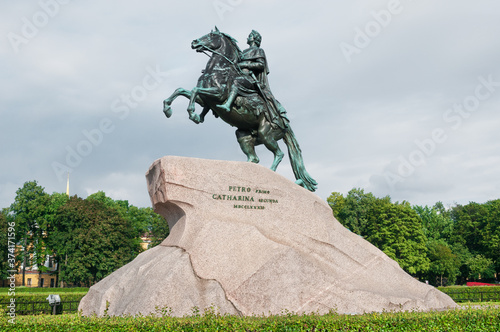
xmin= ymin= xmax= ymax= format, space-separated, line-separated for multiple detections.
xmin=163 ymin=107 xmax=172 ymax=118
xmin=190 ymin=114 xmax=201 ymax=124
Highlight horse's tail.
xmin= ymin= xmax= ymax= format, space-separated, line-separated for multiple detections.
xmin=283 ymin=126 xmax=318 ymax=192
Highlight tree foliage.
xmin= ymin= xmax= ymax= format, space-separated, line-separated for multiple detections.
xmin=4 ymin=181 xmax=169 ymax=287
xmin=328 ymin=189 xmax=429 ymax=276
xmin=426 ymin=239 xmax=460 ymax=286
xmin=366 ymin=200 xmax=429 ymax=275
xmin=413 ymin=203 xmax=460 ymax=285
xmin=85 ymin=191 xmax=169 ymax=246
xmin=53 ymin=196 xmax=142 ymax=286
xmin=0 ymin=209 xmax=13 ymax=279
xmin=147 ymin=207 xmax=170 ymax=247
xmin=466 ymin=254 xmax=496 ymax=280
xmin=413 ymin=203 xmax=453 ymax=241
xmin=329 ymin=188 xmax=500 ymax=285
xmin=9 ymin=181 xmax=51 ymax=285
xmin=328 ymin=188 xmax=378 ymax=236
xmin=450 ymin=200 xmax=500 ymax=282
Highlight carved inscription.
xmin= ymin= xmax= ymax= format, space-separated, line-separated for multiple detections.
xmin=212 ymin=186 xmax=280 ymax=209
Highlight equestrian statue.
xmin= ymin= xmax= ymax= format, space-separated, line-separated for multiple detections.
xmin=163 ymin=27 xmax=317 ymax=192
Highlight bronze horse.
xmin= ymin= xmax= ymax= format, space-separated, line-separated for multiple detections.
xmin=163 ymin=28 xmax=317 ymax=192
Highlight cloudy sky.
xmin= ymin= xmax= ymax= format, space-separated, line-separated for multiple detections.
xmin=1 ymin=0 xmax=499 ymax=210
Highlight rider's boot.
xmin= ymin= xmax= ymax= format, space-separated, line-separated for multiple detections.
xmin=217 ymin=87 xmax=238 ymax=112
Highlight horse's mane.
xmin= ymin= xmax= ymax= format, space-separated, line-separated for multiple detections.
xmin=220 ymin=32 xmax=241 ymax=55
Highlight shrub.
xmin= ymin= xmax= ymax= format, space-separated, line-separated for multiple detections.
xmin=0 ymin=292 xmax=86 ymax=315
xmin=439 ymin=286 xmax=500 ymax=302
xmin=0 ymin=306 xmax=499 ymax=331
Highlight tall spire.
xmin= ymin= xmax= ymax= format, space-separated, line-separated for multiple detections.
xmin=66 ymin=172 xmax=70 ymax=197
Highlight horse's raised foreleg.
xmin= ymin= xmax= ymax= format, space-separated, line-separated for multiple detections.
xmin=199 ymin=106 xmax=210 ymax=123
xmin=187 ymin=86 xmax=222 ymax=123
xmin=163 ymin=88 xmax=192 ymax=118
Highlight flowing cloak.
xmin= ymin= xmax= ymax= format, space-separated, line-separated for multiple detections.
xmin=238 ymin=46 xmax=289 ymax=130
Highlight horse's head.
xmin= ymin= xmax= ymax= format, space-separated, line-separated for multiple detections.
xmin=191 ymin=27 xmax=241 ymax=59
xmin=191 ymin=27 xmax=224 ymax=53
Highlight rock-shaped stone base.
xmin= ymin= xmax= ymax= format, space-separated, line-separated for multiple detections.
xmin=79 ymin=156 xmax=457 ymax=316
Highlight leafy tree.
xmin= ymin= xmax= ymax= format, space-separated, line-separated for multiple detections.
xmin=413 ymin=203 xmax=453 ymax=241
xmin=327 ymin=192 xmax=345 ymax=219
xmin=85 ymin=191 xmax=169 ymax=248
xmin=329 ymin=189 xmax=429 ymax=276
xmin=119 ymin=204 xmax=169 ymax=248
xmin=43 ymin=192 xmax=70 ymax=287
xmin=365 ymin=200 xmax=430 ymax=275
xmin=426 ymin=239 xmax=460 ymax=286
xmin=9 ymin=181 xmax=50 ymax=286
xmin=53 ymin=196 xmax=142 ymax=286
xmin=146 ymin=207 xmax=170 ymax=247
xmin=86 ymin=193 xmax=142 ymax=249
xmin=466 ymin=254 xmax=496 ymax=281
xmin=86 ymin=191 xmax=120 ymax=208
xmin=450 ymin=200 xmax=500 ymax=282
xmin=413 ymin=203 xmax=459 ymax=285
xmin=450 ymin=202 xmax=487 ymax=254
xmin=481 ymin=199 xmax=500 ymax=278
xmin=328 ymin=188 xmax=378 ymax=236
xmin=0 ymin=209 xmax=14 ymax=279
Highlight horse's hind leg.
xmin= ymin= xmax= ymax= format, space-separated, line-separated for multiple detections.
xmin=257 ymin=115 xmax=284 ymax=171
xmin=236 ymin=129 xmax=259 ymax=163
